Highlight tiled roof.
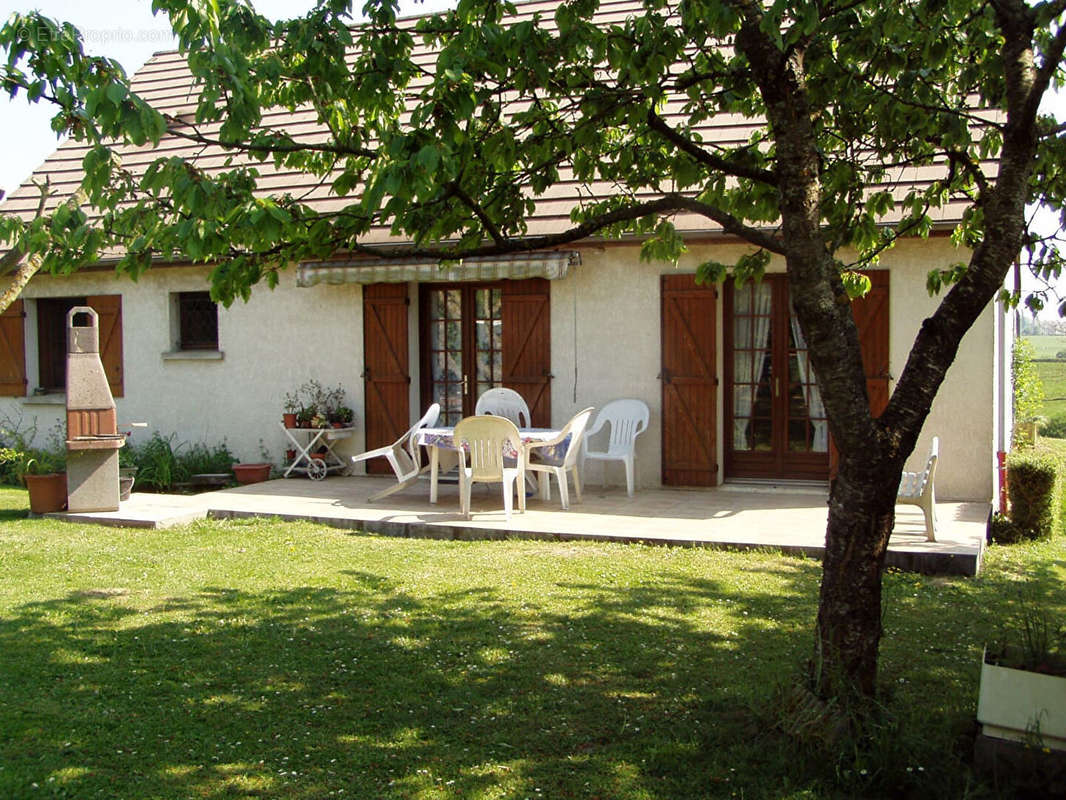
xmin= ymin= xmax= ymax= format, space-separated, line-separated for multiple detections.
xmin=1 ymin=0 xmax=992 ymax=256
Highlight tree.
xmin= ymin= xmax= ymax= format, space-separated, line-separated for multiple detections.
xmin=2 ymin=0 xmax=1064 ymax=700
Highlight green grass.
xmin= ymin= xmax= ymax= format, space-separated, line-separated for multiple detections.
xmin=0 ymin=485 xmax=1062 ymax=799
xmin=1023 ymin=334 xmax=1066 ymax=360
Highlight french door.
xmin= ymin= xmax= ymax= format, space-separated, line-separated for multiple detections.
xmin=420 ymin=284 xmax=504 ymax=425
xmin=725 ymin=276 xmax=829 ymax=480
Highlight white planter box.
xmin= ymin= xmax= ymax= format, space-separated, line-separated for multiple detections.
xmin=977 ymin=655 xmax=1066 ymax=750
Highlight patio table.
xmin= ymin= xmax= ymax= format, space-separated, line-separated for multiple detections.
xmin=416 ymin=426 xmax=568 ymax=504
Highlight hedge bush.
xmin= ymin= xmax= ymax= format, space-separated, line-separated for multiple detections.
xmin=1040 ymin=413 xmax=1066 ymax=440
xmin=1002 ymin=452 xmax=1059 ymax=541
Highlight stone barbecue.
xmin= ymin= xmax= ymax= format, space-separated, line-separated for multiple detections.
xmin=65 ymin=307 xmax=125 ymax=512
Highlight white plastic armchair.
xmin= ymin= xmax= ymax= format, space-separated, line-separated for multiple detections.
xmin=454 ymin=415 xmax=526 ymax=521
xmin=474 ymin=387 xmax=531 ymax=429
xmin=897 ymin=436 xmax=939 ymax=541
xmin=351 ymin=403 xmax=440 ymax=502
xmin=524 ymin=407 xmax=595 ymax=510
xmin=581 ymin=399 xmax=650 ymax=497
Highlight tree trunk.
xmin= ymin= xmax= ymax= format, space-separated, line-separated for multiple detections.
xmin=816 ymin=458 xmax=903 ymax=697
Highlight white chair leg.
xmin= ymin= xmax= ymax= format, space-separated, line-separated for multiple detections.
xmin=458 ymin=470 xmax=471 ymax=519
xmin=538 ymin=473 xmax=551 ymax=502
xmin=923 ymin=496 xmax=937 ymax=541
xmin=502 ymin=475 xmax=514 ymax=521
xmin=571 ymin=466 xmax=583 ymax=504
xmin=557 ymin=468 xmax=570 ymax=510
xmin=624 ymin=455 xmax=635 ymax=497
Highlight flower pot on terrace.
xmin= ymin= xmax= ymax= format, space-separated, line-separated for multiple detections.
xmin=232 ymin=463 xmax=272 ymax=485
xmin=978 ymin=649 xmax=1066 ymax=751
xmin=25 ymin=472 xmax=67 ymax=514
xmin=283 ymin=413 xmax=298 ymax=428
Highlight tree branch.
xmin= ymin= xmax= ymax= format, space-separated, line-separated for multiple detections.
xmin=645 ymin=110 xmax=778 ymax=186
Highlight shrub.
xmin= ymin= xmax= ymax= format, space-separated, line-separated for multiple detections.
xmin=1004 ymin=452 xmax=1058 ymax=541
xmin=178 ymin=441 xmax=236 ymax=475
xmin=127 ymin=432 xmax=188 ymax=491
xmin=1040 ymin=413 xmax=1066 ymax=439
xmin=1013 ymin=339 xmax=1045 ymax=447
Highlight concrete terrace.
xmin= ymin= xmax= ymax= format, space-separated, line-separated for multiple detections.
xmin=50 ymin=475 xmax=989 ymax=576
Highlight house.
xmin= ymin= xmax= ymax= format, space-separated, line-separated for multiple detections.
xmin=0 ymin=0 xmax=1013 ymax=503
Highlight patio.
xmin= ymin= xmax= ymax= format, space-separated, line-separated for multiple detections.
xmin=51 ymin=475 xmax=988 ymax=576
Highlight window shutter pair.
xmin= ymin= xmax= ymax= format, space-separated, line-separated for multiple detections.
xmin=0 ymin=294 xmax=123 ymax=398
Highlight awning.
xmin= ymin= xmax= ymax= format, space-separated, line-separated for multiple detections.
xmin=296 ymin=250 xmax=579 ymax=287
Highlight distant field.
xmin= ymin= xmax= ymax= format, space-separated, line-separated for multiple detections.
xmin=1024 ymin=334 xmax=1066 ymax=359
xmin=1037 ymin=360 xmax=1066 ymax=419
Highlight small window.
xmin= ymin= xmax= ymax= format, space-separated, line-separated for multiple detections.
xmin=177 ymin=292 xmax=219 ymax=350
xmin=36 ymin=296 xmax=87 ymax=392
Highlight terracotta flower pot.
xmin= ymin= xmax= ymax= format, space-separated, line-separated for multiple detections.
xmin=283 ymin=413 xmax=298 ymax=428
xmin=232 ymin=463 xmax=272 ymax=485
xmin=25 ymin=472 xmax=67 ymax=514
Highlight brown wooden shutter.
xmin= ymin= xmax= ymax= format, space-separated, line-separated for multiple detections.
xmin=501 ymin=278 xmax=551 ymax=427
xmin=0 ymin=300 xmax=27 ymax=397
xmin=851 ymin=270 xmax=890 ymax=416
xmin=363 ymin=283 xmax=410 ymax=475
xmin=86 ymin=295 xmax=123 ymax=397
xmin=829 ymin=270 xmax=890 ymax=478
xmin=661 ymin=275 xmax=718 ymax=486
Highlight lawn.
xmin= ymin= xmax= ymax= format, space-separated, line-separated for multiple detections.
xmin=0 ymin=486 xmax=1062 ymax=799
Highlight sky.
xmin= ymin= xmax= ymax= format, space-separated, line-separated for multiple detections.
xmin=1 ymin=0 xmax=1063 ymax=309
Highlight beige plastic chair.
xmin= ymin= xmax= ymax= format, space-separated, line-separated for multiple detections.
xmin=581 ymin=398 xmax=650 ymax=497
xmin=525 ymin=407 xmax=595 ymax=510
xmin=474 ymin=387 xmax=531 ymax=429
xmin=454 ymin=415 xmax=526 ymax=521
xmin=351 ymin=403 xmax=440 ymax=501
xmin=897 ymin=436 xmax=939 ymax=541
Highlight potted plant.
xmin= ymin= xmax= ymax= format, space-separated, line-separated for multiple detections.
xmin=19 ymin=449 xmax=67 ymax=514
xmin=282 ymin=392 xmax=300 ymax=428
xmin=978 ymin=597 xmax=1066 ymax=752
xmin=232 ymin=462 xmax=272 ymax=484
xmin=296 ymin=405 xmax=317 ymax=428
xmin=329 ymin=405 xmax=355 ymax=428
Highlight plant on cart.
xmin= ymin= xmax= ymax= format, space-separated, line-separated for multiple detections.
xmin=282 ymin=391 xmax=300 ymax=428
xmin=330 ymin=405 xmax=355 ymax=427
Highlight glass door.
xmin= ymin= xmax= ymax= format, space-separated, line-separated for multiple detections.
xmin=422 ymin=284 xmax=503 ymax=425
xmin=725 ymin=276 xmax=828 ymax=480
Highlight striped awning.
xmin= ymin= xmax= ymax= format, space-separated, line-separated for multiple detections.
xmin=296 ymin=250 xmax=579 ymax=287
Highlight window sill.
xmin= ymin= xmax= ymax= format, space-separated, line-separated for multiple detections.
xmin=21 ymin=393 xmax=65 ymax=406
xmin=161 ymin=350 xmax=224 ymax=362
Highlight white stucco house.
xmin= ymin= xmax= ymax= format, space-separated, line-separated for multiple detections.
xmin=0 ymin=1 xmax=1013 ymax=503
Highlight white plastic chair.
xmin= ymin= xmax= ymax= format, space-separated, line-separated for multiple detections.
xmin=581 ymin=398 xmax=650 ymax=497
xmin=475 ymin=387 xmax=531 ymax=429
xmin=454 ymin=415 xmax=526 ymax=521
xmin=525 ymin=407 xmax=595 ymax=510
xmin=897 ymin=436 xmax=939 ymax=541
xmin=351 ymin=403 xmax=440 ymax=501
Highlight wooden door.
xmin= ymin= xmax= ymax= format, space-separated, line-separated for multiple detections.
xmin=363 ymin=284 xmax=410 ymax=475
xmin=660 ymin=275 xmax=718 ymax=486
xmin=420 ymin=279 xmax=551 ymax=427
xmin=725 ymin=276 xmax=830 ymax=480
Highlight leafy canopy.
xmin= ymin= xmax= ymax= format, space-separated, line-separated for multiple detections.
xmin=0 ymin=0 xmax=1063 ymax=307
